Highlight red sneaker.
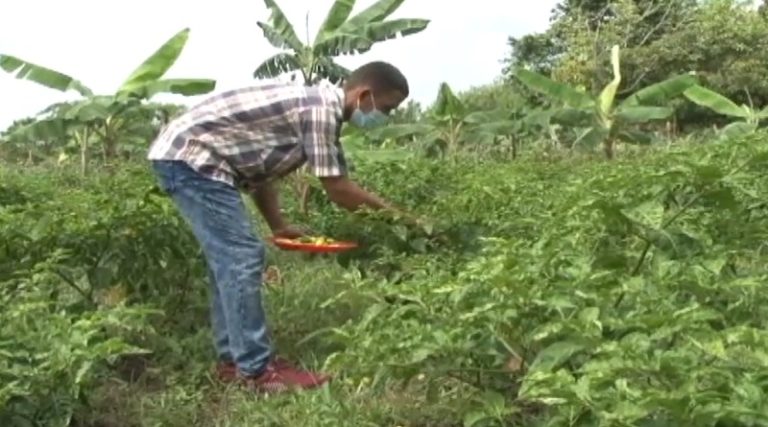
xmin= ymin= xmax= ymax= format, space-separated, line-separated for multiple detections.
xmin=215 ymin=361 xmax=237 ymax=382
xmin=240 ymin=358 xmax=330 ymax=394
xmin=215 ymin=358 xmax=331 ymax=393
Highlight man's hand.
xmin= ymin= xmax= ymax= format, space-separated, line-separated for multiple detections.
xmin=272 ymin=224 xmax=311 ymax=239
xmin=318 ymin=176 xmax=434 ymax=230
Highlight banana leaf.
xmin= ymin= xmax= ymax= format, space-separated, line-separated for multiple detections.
xmin=515 ymin=69 xmax=594 ymax=109
xmin=118 ymin=28 xmax=189 ymax=94
xmin=683 ymin=85 xmax=750 ymax=119
xmin=573 ymin=126 xmax=608 ymax=149
xmin=551 ymin=108 xmax=594 ymax=127
xmin=0 ymin=54 xmax=92 ymax=96
xmin=432 ymin=83 xmax=465 ymax=119
xmin=757 ymin=106 xmax=768 ymax=120
xmin=618 ymin=130 xmax=655 ymax=145
xmin=316 ymin=0 xmax=356 ymax=40
xmin=620 ymin=74 xmax=697 ymax=107
xmin=259 ymin=0 xmax=304 ymax=52
xmin=126 ymin=78 xmax=216 ymax=99
xmin=615 ymin=106 xmax=674 ymax=123
xmin=342 ymin=0 xmax=407 ymax=29
xmin=719 ymin=121 xmax=758 ymax=141
xmin=253 ymin=53 xmax=302 ymax=79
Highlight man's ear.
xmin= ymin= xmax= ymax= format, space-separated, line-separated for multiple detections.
xmin=357 ymin=88 xmax=375 ymax=111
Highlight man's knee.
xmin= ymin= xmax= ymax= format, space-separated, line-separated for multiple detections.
xmin=222 ymin=237 xmax=266 ymax=273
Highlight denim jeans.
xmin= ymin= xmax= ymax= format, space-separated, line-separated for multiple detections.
xmin=151 ymin=160 xmax=271 ymax=376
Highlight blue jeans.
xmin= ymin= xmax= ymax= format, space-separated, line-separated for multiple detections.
xmin=151 ymin=160 xmax=271 ymax=376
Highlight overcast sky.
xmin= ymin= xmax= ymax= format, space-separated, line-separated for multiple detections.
xmin=0 ymin=0 xmax=557 ymax=131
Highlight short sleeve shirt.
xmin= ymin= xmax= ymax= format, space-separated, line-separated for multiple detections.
xmin=147 ymin=80 xmax=347 ymax=190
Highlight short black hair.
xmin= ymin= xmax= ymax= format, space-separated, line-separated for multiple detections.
xmin=344 ymin=61 xmax=409 ymax=97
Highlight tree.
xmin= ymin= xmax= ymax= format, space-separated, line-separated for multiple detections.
xmin=0 ymin=28 xmax=215 ymax=173
xmin=503 ymin=0 xmax=768 ymax=128
xmin=254 ymin=0 xmax=429 ymax=85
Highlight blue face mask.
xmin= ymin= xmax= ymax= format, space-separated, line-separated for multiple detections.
xmin=350 ymin=94 xmax=388 ymax=129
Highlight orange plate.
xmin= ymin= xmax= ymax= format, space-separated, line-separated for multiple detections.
xmin=270 ymin=237 xmax=358 ymax=253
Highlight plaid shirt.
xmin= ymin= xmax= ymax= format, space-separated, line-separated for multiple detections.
xmin=147 ymin=81 xmax=347 ymax=190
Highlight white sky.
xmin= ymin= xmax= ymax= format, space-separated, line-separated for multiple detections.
xmin=0 ymin=0 xmax=557 ymax=131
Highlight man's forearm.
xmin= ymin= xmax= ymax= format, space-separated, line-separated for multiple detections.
xmin=322 ymin=178 xmax=395 ymax=213
xmin=250 ymin=182 xmax=286 ymax=231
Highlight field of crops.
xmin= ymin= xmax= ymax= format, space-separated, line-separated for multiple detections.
xmin=3 ymin=131 xmax=768 ymax=426
xmin=3 ymin=0 xmax=768 ymax=425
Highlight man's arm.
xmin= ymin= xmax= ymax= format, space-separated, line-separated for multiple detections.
xmin=300 ymin=104 xmax=416 ymax=222
xmin=318 ymin=176 xmax=395 ymax=213
xmin=249 ymin=181 xmax=287 ymax=232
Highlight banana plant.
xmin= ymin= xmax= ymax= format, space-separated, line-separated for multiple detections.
xmin=513 ymin=45 xmax=697 ymax=159
xmin=0 ymin=28 xmax=215 ymax=173
xmin=683 ymin=85 xmax=768 ymax=141
xmin=367 ymin=82 xmax=539 ymax=158
xmin=254 ymin=0 xmax=429 ymax=84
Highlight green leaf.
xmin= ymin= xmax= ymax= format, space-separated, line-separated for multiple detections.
xmin=647 ymin=229 xmax=703 ymax=259
xmin=551 ymin=108 xmax=595 ymax=127
xmin=620 ymin=74 xmax=697 ymax=107
xmin=683 ymin=85 xmax=750 ymax=118
xmin=463 ymin=110 xmax=509 ymax=124
xmin=129 ymin=78 xmax=216 ymax=99
xmin=529 ymin=340 xmax=586 ymax=372
xmin=718 ymin=121 xmax=758 ymax=141
xmin=253 ymin=52 xmax=302 ymax=79
xmin=432 ymin=82 xmax=465 ymax=119
xmin=618 ymin=130 xmax=654 ymax=145
xmin=118 ymin=28 xmax=191 ymax=95
xmin=314 ymin=31 xmax=372 ymax=55
xmin=312 ymin=57 xmax=350 ymax=84
xmin=317 ymin=19 xmax=429 ymax=55
xmin=514 ymin=69 xmax=594 ymax=108
xmin=598 ymin=45 xmax=621 ymax=115
xmin=0 ymin=54 xmax=93 ymax=96
xmin=615 ymin=106 xmax=674 ymax=123
xmin=463 ymin=410 xmax=489 ymax=427
xmin=758 ymin=106 xmax=768 ymax=120
xmin=65 ymin=97 xmax=115 ymax=122
xmin=573 ymin=126 xmax=608 ymax=149
xmin=258 ymin=0 xmax=304 ymax=52
xmin=9 ymin=117 xmax=71 ymax=141
xmin=471 ymin=120 xmax=519 ymax=135
xmin=316 ymin=0 xmax=356 ymax=38
xmin=362 ymin=19 xmax=429 ymax=43
xmin=624 ymin=200 xmax=665 ymax=228
xmin=343 ymin=0 xmax=406 ymax=28
xmin=523 ymin=110 xmax=554 ymax=127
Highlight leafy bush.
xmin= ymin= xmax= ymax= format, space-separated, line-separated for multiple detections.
xmin=0 ymin=165 xmax=198 ymax=425
xmin=0 ymin=256 xmax=156 ymax=427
